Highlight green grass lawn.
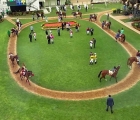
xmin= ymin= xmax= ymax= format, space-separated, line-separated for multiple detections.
xmin=0 ymin=3 xmax=140 ymax=120
xmin=17 ymin=19 xmax=129 ymax=91
xmin=100 ymin=15 xmax=140 ymax=50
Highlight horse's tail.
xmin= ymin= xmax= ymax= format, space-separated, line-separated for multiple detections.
xmin=98 ymin=71 xmax=102 ymax=78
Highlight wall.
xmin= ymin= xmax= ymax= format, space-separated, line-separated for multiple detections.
xmin=0 ymin=0 xmax=9 ymax=11
xmin=26 ymin=0 xmax=40 ymax=11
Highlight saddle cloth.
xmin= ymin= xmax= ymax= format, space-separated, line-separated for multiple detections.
xmin=109 ymin=70 xmax=113 ymax=75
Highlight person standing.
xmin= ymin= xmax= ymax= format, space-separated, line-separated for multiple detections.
xmin=29 ymin=33 xmax=32 ymax=42
xmin=86 ymin=27 xmax=90 ymax=35
xmin=75 ymin=24 xmax=78 ymax=32
xmin=93 ymin=38 xmax=96 ymax=48
xmin=7 ymin=30 xmax=11 ymax=37
xmin=45 ymin=15 xmax=48 ymax=22
xmin=33 ymin=31 xmax=36 ymax=41
xmin=106 ymin=95 xmax=114 ymax=114
xmin=85 ymin=5 xmax=88 ymax=12
xmin=30 ymin=25 xmax=33 ymax=33
xmin=32 ymin=14 xmax=35 ymax=21
xmin=102 ymin=21 xmax=105 ymax=29
xmin=120 ymin=28 xmax=124 ymax=35
xmin=89 ymin=39 xmax=93 ymax=49
xmin=57 ymin=27 xmax=60 ymax=36
xmin=107 ymin=13 xmax=109 ymax=20
xmin=90 ymin=28 xmax=94 ymax=36
xmin=70 ymin=29 xmax=73 ymax=38
xmin=45 ymin=29 xmax=48 ymax=35
xmin=61 ymin=22 xmax=64 ymax=30
xmin=47 ymin=34 xmax=50 ymax=44
xmin=50 ymin=33 xmax=54 ymax=44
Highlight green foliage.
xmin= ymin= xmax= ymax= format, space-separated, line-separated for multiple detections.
xmin=65 ymin=0 xmax=71 ymax=5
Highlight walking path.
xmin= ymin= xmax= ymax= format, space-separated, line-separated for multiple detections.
xmin=6 ymin=11 xmax=140 ymax=101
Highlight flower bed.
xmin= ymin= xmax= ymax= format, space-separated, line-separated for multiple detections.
xmin=131 ymin=21 xmax=140 ymax=31
xmin=41 ymin=21 xmax=78 ymax=30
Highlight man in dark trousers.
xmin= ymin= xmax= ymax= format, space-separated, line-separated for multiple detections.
xmin=61 ymin=22 xmax=64 ymax=30
xmin=106 ymin=95 xmax=114 ymax=113
xmin=29 ymin=33 xmax=32 ymax=42
xmin=45 ymin=29 xmax=48 ymax=35
xmin=57 ymin=27 xmax=60 ymax=36
xmin=90 ymin=28 xmax=94 ymax=36
xmin=93 ymin=38 xmax=96 ymax=48
xmin=47 ymin=35 xmax=50 ymax=44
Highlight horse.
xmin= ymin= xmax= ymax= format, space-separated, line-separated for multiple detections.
xmin=103 ymin=21 xmax=111 ymax=29
xmin=119 ymin=34 xmax=125 ymax=42
xmin=9 ymin=53 xmax=19 ymax=67
xmin=11 ymin=27 xmax=16 ymax=37
xmin=16 ymin=21 xmax=22 ymax=31
xmin=56 ymin=11 xmax=66 ymax=18
xmin=36 ymin=12 xmax=44 ymax=20
xmin=72 ymin=12 xmax=82 ymax=18
xmin=127 ymin=57 xmax=139 ymax=69
xmin=20 ymin=70 xmax=34 ymax=85
xmin=89 ymin=14 xmax=97 ymax=22
xmin=98 ymin=65 xmax=120 ymax=83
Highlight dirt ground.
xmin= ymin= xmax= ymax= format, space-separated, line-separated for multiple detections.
xmin=7 ymin=11 xmax=140 ymax=101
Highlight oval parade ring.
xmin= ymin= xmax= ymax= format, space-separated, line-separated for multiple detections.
xmin=7 ymin=11 xmax=140 ymax=101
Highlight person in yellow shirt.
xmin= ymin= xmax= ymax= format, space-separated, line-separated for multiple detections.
xmin=94 ymin=53 xmax=97 ymax=64
xmin=89 ymin=53 xmax=97 ymax=65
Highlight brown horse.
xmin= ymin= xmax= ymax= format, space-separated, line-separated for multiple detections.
xmin=56 ymin=11 xmax=66 ymax=18
xmin=104 ymin=21 xmax=111 ymax=29
xmin=127 ymin=57 xmax=139 ymax=69
xmin=98 ymin=65 xmax=120 ymax=83
xmin=89 ymin=14 xmax=97 ymax=22
xmin=36 ymin=12 xmax=44 ymax=20
xmin=119 ymin=34 xmax=125 ymax=42
xmin=20 ymin=70 xmax=34 ymax=85
xmin=72 ymin=12 xmax=82 ymax=18
xmin=11 ymin=27 xmax=17 ymax=37
xmin=9 ymin=53 xmax=19 ymax=67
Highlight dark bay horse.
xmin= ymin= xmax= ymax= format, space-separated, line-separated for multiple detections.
xmin=127 ymin=57 xmax=139 ymax=69
xmin=72 ymin=12 xmax=82 ymax=18
xmin=11 ymin=27 xmax=17 ymax=37
xmin=89 ymin=14 xmax=97 ymax=22
xmin=98 ymin=65 xmax=120 ymax=83
xmin=119 ymin=34 xmax=125 ymax=42
xmin=36 ymin=12 xmax=44 ymax=20
xmin=9 ymin=53 xmax=19 ymax=67
xmin=20 ymin=70 xmax=34 ymax=85
xmin=56 ymin=11 xmax=66 ymax=18
xmin=104 ymin=21 xmax=111 ymax=29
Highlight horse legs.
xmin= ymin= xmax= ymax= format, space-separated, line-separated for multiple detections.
xmin=20 ymin=74 xmax=23 ymax=80
xmin=12 ymin=61 xmax=14 ymax=67
xmin=115 ymin=77 xmax=117 ymax=83
xmin=110 ymin=76 xmax=112 ymax=81
xmin=26 ymin=78 xmax=30 ymax=85
xmin=100 ymin=77 xmax=102 ymax=82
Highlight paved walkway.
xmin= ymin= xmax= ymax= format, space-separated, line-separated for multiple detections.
xmin=109 ymin=14 xmax=140 ymax=34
